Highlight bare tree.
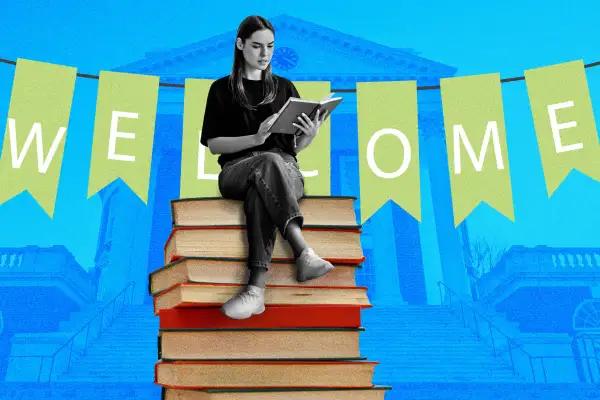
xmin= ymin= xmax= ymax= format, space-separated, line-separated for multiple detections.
xmin=465 ymin=238 xmax=509 ymax=300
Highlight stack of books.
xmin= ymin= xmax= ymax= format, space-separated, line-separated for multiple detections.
xmin=148 ymin=196 xmax=391 ymax=399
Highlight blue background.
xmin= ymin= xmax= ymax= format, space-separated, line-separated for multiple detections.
xmin=0 ymin=1 xmax=599 ymax=399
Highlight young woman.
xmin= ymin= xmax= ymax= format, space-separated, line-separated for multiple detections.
xmin=200 ymin=15 xmax=334 ymax=320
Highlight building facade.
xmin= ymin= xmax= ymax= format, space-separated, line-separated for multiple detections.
xmin=96 ymin=14 xmax=472 ymax=306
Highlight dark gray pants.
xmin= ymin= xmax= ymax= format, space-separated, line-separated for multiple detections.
xmin=218 ymin=148 xmax=305 ymax=269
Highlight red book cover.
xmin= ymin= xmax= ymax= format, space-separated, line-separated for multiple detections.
xmin=158 ymin=304 xmax=366 ymax=329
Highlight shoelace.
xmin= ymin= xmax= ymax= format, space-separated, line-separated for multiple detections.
xmin=239 ymin=288 xmax=261 ymax=304
xmin=300 ymin=249 xmax=315 ymax=267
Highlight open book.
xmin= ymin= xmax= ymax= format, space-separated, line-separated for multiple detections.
xmin=268 ymin=92 xmax=343 ymax=135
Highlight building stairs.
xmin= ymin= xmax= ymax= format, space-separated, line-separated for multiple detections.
xmin=360 ymin=305 xmax=523 ymax=383
xmin=46 ymin=303 xmax=600 ymax=399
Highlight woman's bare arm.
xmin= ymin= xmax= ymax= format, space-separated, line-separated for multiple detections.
xmin=208 ymin=114 xmax=278 ymax=155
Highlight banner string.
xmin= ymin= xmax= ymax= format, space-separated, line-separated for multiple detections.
xmin=1 ymin=56 xmax=599 ymax=93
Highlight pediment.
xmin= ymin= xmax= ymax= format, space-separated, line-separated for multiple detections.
xmin=112 ymin=15 xmax=456 ymax=86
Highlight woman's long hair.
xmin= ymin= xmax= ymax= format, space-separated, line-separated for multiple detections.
xmin=229 ymin=15 xmax=278 ymax=110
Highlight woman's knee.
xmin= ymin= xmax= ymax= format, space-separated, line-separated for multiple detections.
xmin=218 ymin=170 xmax=245 ymax=200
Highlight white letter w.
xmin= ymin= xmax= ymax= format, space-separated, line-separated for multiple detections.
xmin=7 ymin=118 xmax=66 ymax=174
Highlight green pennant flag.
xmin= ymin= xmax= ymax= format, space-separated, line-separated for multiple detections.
xmin=87 ymin=71 xmax=159 ymax=203
xmin=525 ymin=60 xmax=600 ymax=196
xmin=293 ymin=81 xmax=331 ymax=196
xmin=0 ymin=58 xmax=77 ymax=217
xmin=180 ymin=78 xmax=221 ymax=198
xmin=357 ymin=80 xmax=421 ymax=223
xmin=440 ymin=73 xmax=515 ymax=227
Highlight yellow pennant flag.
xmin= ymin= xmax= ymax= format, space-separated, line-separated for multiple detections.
xmin=0 ymin=58 xmax=76 ymax=217
xmin=87 ymin=71 xmax=159 ymax=203
xmin=357 ymin=81 xmax=421 ymax=223
xmin=293 ymin=81 xmax=331 ymax=196
xmin=440 ymin=73 xmax=514 ymax=227
xmin=180 ymin=78 xmax=221 ymax=198
xmin=524 ymin=60 xmax=600 ymax=196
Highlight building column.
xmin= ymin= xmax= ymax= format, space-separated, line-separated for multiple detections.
xmin=368 ymin=202 xmax=406 ymax=306
xmin=332 ymin=111 xmax=406 ymax=306
xmin=145 ymin=147 xmax=181 ymax=301
xmin=420 ymin=116 xmax=471 ymax=300
xmin=417 ymin=161 xmax=445 ymax=305
xmin=145 ymin=114 xmax=184 ymax=303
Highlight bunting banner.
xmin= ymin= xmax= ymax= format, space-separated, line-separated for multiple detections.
xmin=293 ymin=81 xmax=332 ymax=196
xmin=524 ymin=60 xmax=600 ymax=197
xmin=356 ymin=80 xmax=420 ymax=223
xmin=180 ymin=78 xmax=221 ymax=198
xmin=0 ymin=57 xmax=598 ymax=225
xmin=87 ymin=71 xmax=159 ymax=203
xmin=0 ymin=59 xmax=76 ymax=218
xmin=440 ymin=73 xmax=515 ymax=227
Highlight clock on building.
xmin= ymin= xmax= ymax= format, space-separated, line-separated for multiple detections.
xmin=271 ymin=47 xmax=299 ymax=71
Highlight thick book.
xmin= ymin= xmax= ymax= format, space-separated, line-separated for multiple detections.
xmin=158 ymin=327 xmax=364 ymax=360
xmin=154 ymin=360 xmax=378 ymax=389
xmin=163 ymin=226 xmax=365 ymax=265
xmin=171 ymin=196 xmax=358 ymax=227
xmin=269 ymin=93 xmax=343 ymax=135
xmin=148 ymin=257 xmax=360 ymax=296
xmin=158 ymin=305 xmax=364 ymax=329
xmin=153 ymin=282 xmax=371 ymax=314
xmin=161 ymin=386 xmax=391 ymax=400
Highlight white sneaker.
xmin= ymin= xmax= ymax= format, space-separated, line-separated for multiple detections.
xmin=296 ymin=248 xmax=335 ymax=282
xmin=221 ymin=285 xmax=266 ymax=320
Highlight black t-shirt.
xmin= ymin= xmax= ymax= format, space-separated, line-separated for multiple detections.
xmin=200 ymin=74 xmax=301 ymax=167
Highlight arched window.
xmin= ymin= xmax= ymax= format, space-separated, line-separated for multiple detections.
xmin=573 ymin=299 xmax=600 ymax=332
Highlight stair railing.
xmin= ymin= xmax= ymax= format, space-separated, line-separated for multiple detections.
xmin=10 ymin=281 xmax=136 ymax=382
xmin=573 ymin=333 xmax=600 ymax=382
xmin=437 ymin=281 xmax=600 ymax=383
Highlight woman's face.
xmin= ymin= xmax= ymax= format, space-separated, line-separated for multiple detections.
xmin=238 ymin=29 xmax=274 ymax=71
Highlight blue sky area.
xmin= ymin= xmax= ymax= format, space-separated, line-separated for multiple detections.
xmin=0 ymin=0 xmax=598 ymax=267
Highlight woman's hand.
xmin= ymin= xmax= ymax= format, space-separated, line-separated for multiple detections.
xmin=255 ymin=113 xmax=279 ymax=145
xmin=292 ymin=109 xmax=328 ymax=139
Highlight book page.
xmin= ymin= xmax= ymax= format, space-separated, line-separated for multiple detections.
xmin=320 ymin=92 xmax=335 ymax=103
